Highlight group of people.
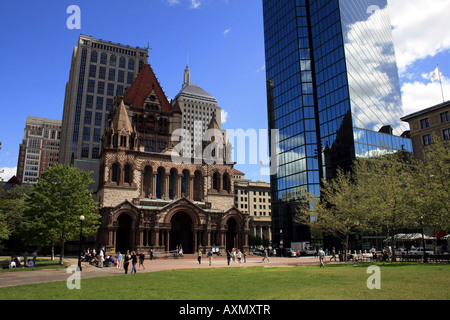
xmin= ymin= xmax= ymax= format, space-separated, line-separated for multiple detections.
xmin=8 ymin=250 xmax=37 ymax=269
xmin=226 ymin=248 xmax=247 ymax=265
xmin=81 ymin=247 xmax=147 ymax=273
xmin=116 ymin=250 xmax=146 ymax=274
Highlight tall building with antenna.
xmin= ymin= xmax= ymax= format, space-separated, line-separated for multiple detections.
xmin=172 ymin=55 xmax=222 ymax=155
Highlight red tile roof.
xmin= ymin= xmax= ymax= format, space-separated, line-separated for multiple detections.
xmin=125 ymin=64 xmax=173 ymax=114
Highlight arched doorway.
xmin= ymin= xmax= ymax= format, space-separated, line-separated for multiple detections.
xmin=170 ymin=212 xmax=193 ymax=254
xmin=116 ymin=214 xmax=133 ymax=253
xmin=226 ymin=218 xmax=238 ymax=251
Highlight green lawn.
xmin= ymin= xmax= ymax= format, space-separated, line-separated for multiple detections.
xmin=0 ymin=263 xmax=449 ymax=300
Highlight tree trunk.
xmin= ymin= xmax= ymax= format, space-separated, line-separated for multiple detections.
xmin=51 ymin=246 xmax=54 ymax=261
xmin=59 ymin=240 xmax=65 ymax=265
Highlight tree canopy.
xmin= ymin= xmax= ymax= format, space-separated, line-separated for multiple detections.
xmin=297 ymin=136 xmax=449 ymax=257
xmin=24 ymin=164 xmax=100 ymax=264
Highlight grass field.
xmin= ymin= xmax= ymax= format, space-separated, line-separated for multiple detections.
xmin=0 ymin=263 xmax=448 ymax=300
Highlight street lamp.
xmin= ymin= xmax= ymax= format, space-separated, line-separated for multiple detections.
xmin=78 ymin=215 xmax=85 ymax=271
xmin=420 ymin=215 xmax=428 ymax=263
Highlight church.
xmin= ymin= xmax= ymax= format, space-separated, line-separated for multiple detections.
xmin=96 ymin=62 xmax=249 ymax=255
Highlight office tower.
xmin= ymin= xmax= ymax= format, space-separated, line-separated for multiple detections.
xmin=263 ymin=0 xmax=413 ymax=246
xmin=16 ymin=116 xmax=62 ymax=183
xmin=59 ymin=34 xmax=148 ymax=188
xmin=173 ymin=63 xmax=222 ymax=154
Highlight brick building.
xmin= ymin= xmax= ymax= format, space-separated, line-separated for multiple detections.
xmin=96 ymin=63 xmax=249 ymax=255
xmin=16 ymin=116 xmax=61 ymax=183
xmin=401 ymin=100 xmax=450 ymax=160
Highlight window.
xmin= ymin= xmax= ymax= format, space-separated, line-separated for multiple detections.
xmin=87 ymin=80 xmax=95 ymax=93
xmin=443 ymin=129 xmax=450 ymax=141
xmin=99 ymin=66 xmax=106 ymax=79
xmin=100 ymin=53 xmax=107 ymax=65
xmin=128 ymin=58 xmax=135 ymax=70
xmin=119 ymin=57 xmax=126 ymax=68
xmin=109 ymin=69 xmax=115 ymax=81
xmin=420 ymin=118 xmax=430 ymax=129
xmin=441 ymin=111 xmax=450 ymax=123
xmin=89 ymin=65 xmax=96 ymax=77
xmin=97 ymin=81 xmax=104 ymax=95
xmin=422 ymin=134 xmax=432 ymax=146
xmin=90 ymin=51 xmax=98 ymax=63
xmin=110 ymin=55 xmax=116 ymax=66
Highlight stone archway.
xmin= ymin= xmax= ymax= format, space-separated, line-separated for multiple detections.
xmin=170 ymin=211 xmax=194 ymax=254
xmin=116 ymin=213 xmax=133 ymax=253
xmin=226 ymin=218 xmax=238 ymax=251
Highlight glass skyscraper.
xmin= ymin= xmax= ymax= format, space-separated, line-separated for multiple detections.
xmin=263 ymin=0 xmax=413 ymax=246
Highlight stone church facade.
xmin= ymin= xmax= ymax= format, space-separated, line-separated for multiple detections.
xmin=96 ymin=63 xmax=249 ymax=255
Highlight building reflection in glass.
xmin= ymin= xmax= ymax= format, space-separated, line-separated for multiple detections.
xmin=263 ymin=0 xmax=412 ymax=246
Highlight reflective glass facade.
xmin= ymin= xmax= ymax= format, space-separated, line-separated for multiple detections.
xmin=263 ymin=0 xmax=412 ymax=245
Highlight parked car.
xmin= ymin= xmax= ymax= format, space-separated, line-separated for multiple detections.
xmin=409 ymin=247 xmax=434 ymax=255
xmin=250 ymin=248 xmax=264 ymax=256
xmin=283 ymin=248 xmax=297 ymax=257
xmin=395 ymin=248 xmax=407 ymax=255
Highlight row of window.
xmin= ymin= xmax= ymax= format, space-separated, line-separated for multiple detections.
xmin=421 ymin=111 xmax=450 ymax=129
xmin=423 ymin=128 xmax=450 ymax=145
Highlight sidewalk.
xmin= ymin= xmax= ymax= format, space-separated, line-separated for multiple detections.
xmin=0 ymin=255 xmax=330 ymax=288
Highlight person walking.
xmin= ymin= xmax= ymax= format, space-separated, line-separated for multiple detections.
xmin=116 ymin=251 xmax=122 ymax=269
xmin=318 ymin=248 xmax=325 ymax=268
xmin=330 ymin=247 xmax=337 ymax=261
xmin=138 ymin=252 xmax=145 ymax=270
xmin=98 ymin=248 xmax=104 ymax=268
xmin=197 ymin=249 xmax=202 ymax=264
xmin=123 ymin=250 xmax=130 ymax=274
xmin=226 ymin=250 xmax=231 ymax=265
xmin=131 ymin=251 xmax=138 ymax=273
xmin=208 ymin=249 xmax=213 ymax=266
xmin=262 ymin=248 xmax=270 ymax=262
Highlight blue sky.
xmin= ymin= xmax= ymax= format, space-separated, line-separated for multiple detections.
xmin=0 ymin=0 xmax=449 ymax=183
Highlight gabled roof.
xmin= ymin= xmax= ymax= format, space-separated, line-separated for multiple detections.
xmin=125 ymin=64 xmax=173 ymax=114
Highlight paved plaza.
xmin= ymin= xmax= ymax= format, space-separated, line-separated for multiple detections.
xmin=0 ymin=255 xmax=334 ymax=288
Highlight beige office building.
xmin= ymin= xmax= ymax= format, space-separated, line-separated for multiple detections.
xmin=401 ymin=100 xmax=450 ymax=160
xmin=233 ymin=170 xmax=272 ymax=242
xmin=173 ymin=64 xmax=222 ymax=155
xmin=59 ymin=34 xmax=148 ymax=188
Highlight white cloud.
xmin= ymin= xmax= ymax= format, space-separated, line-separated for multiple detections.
xmin=256 ymin=64 xmax=265 ymax=73
xmin=401 ymin=72 xmax=449 ymax=116
xmin=221 ymin=109 xmax=228 ymax=124
xmin=0 ymin=167 xmax=17 ymax=182
xmin=223 ymin=28 xmax=231 ymax=36
xmin=389 ymin=0 xmax=450 ymax=73
xmin=167 ymin=0 xmax=180 ymax=6
xmin=190 ymin=0 xmax=201 ymax=9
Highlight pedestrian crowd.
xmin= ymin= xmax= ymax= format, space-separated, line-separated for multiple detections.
xmin=6 ymin=250 xmax=38 ymax=269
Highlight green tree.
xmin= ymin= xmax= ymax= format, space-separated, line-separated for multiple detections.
xmin=353 ymin=152 xmax=415 ymax=261
xmin=411 ymin=135 xmax=450 ymax=253
xmin=297 ymin=168 xmax=367 ymax=255
xmin=24 ymin=164 xmax=100 ymax=265
xmin=0 ymin=185 xmax=32 ymax=243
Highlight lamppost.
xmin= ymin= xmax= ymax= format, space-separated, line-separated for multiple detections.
xmin=420 ymin=215 xmax=428 ymax=263
xmin=78 ymin=215 xmax=85 ymax=271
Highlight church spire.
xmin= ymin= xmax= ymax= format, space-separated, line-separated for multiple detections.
xmin=183 ymin=42 xmax=191 ymax=87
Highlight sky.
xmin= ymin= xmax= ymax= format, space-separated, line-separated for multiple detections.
xmin=0 ymin=0 xmax=449 ymax=183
